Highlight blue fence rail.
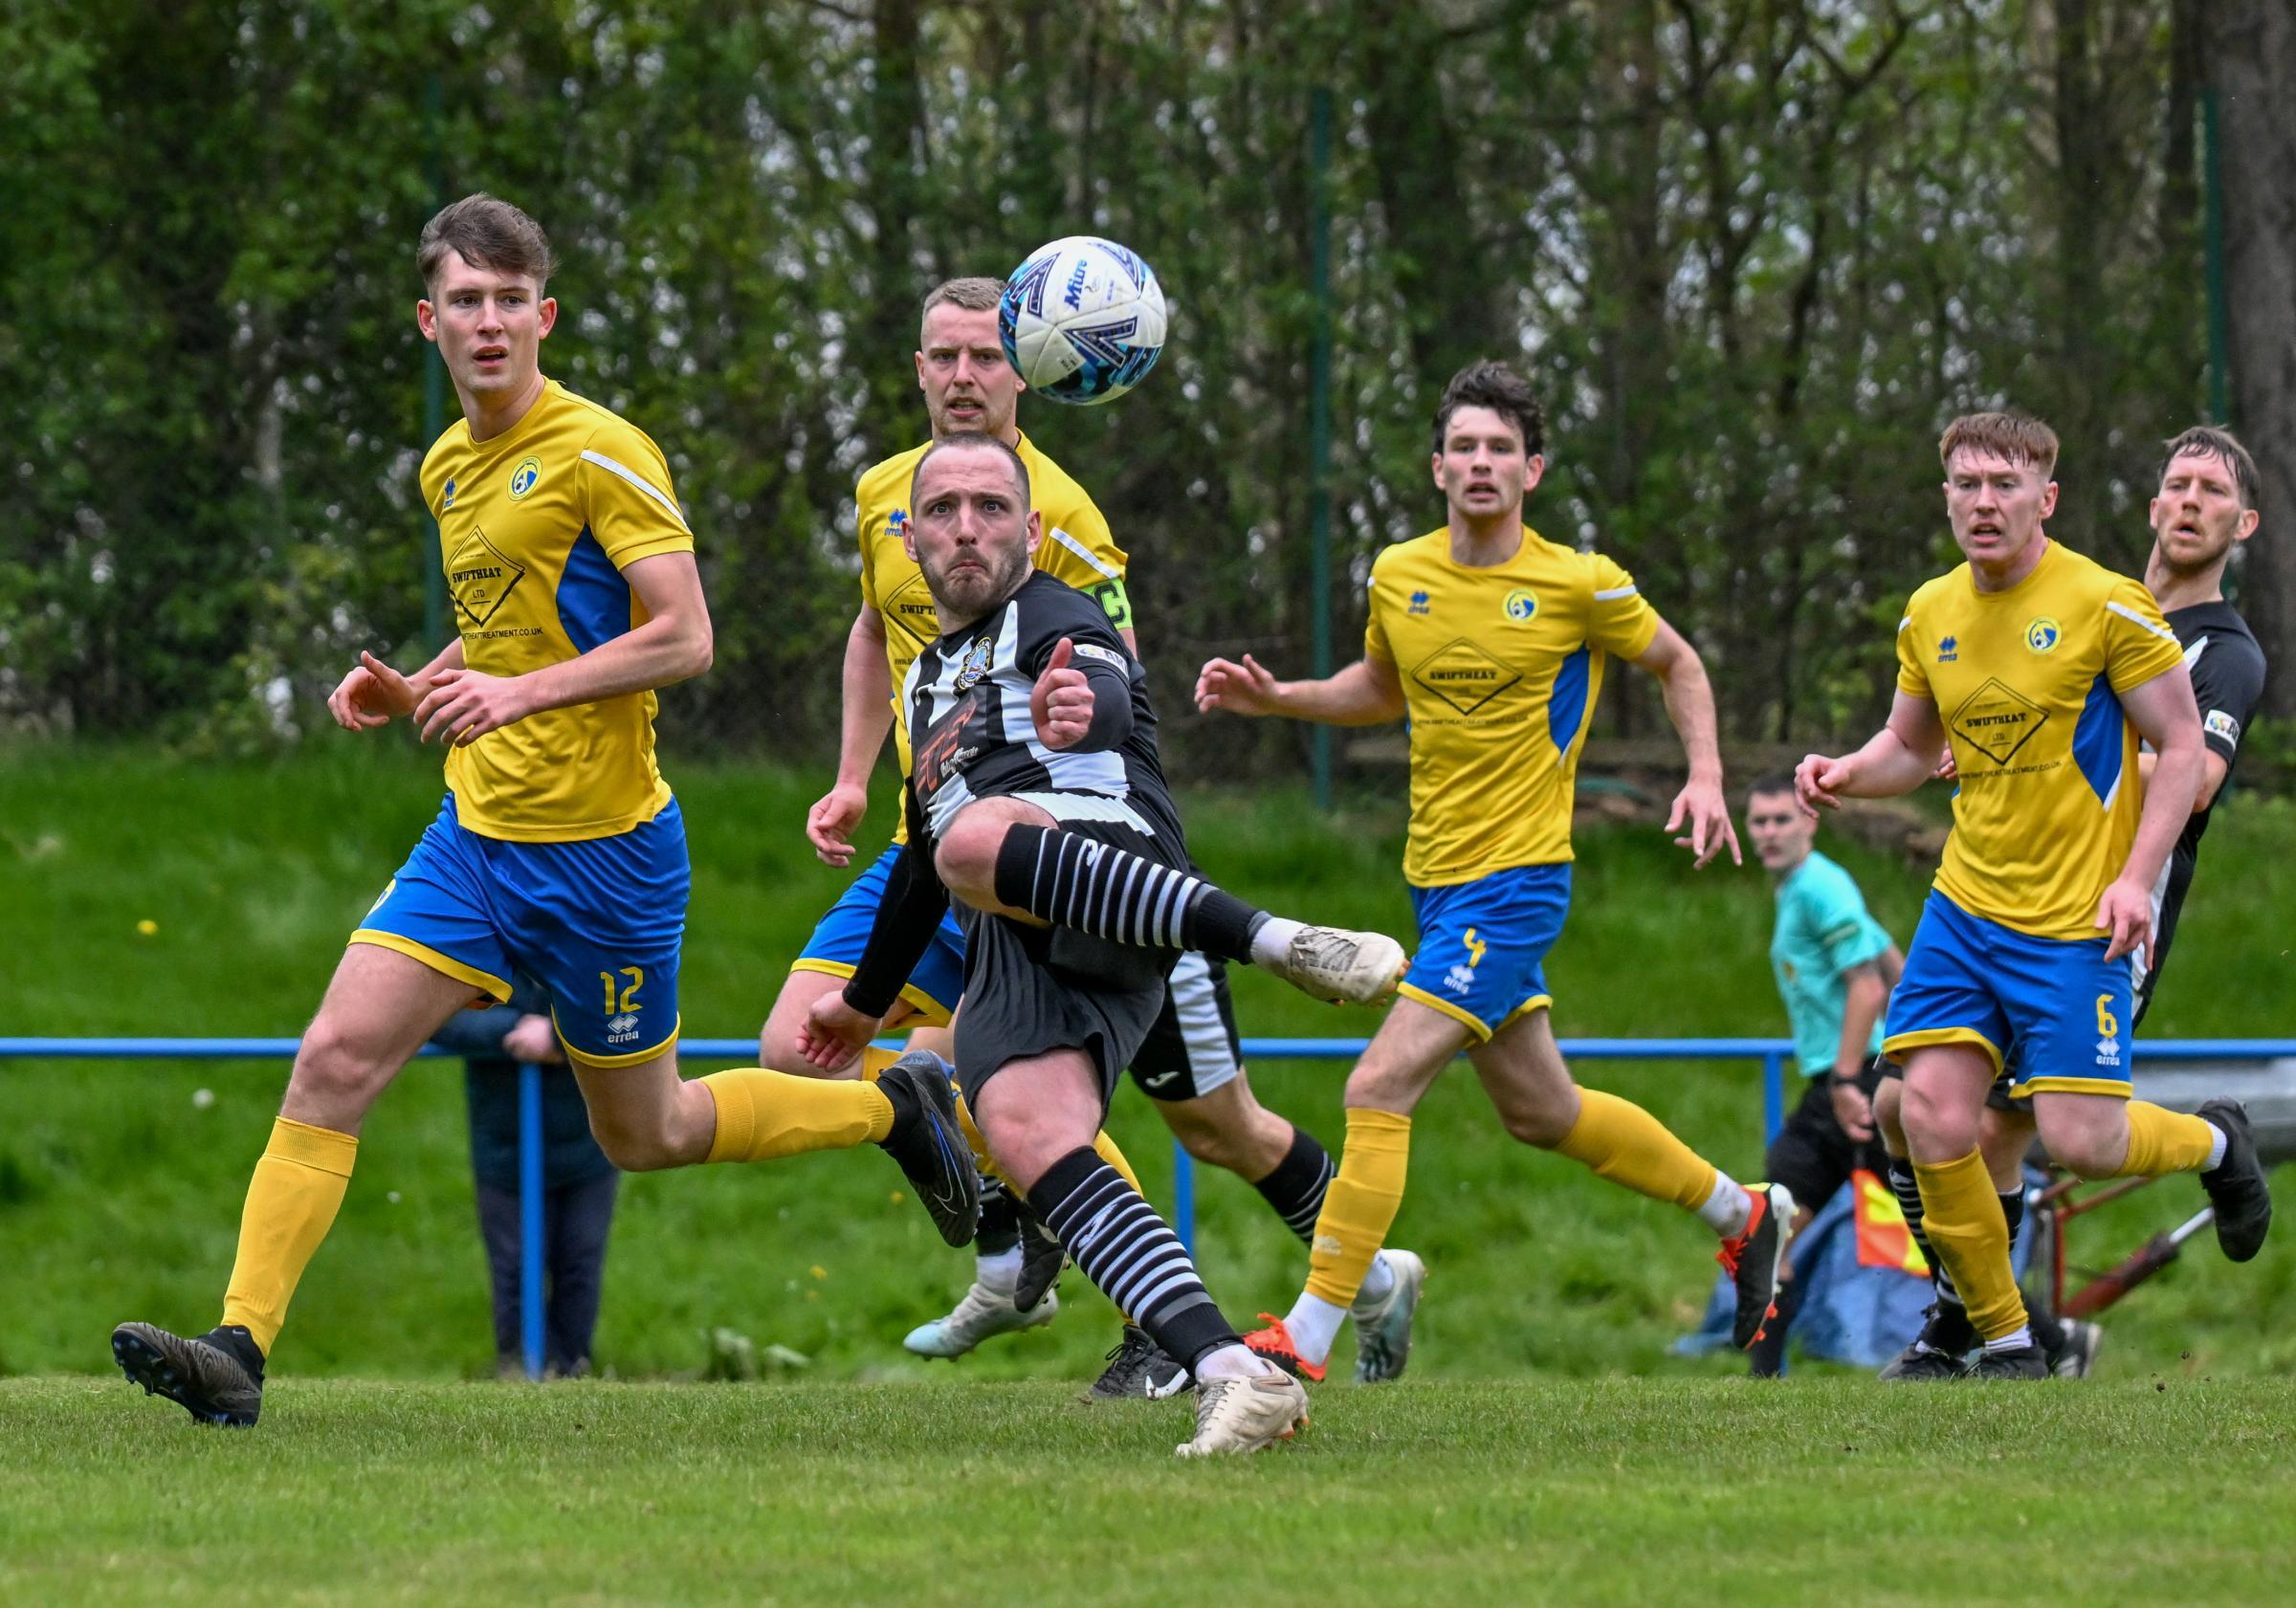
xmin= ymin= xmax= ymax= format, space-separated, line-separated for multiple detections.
xmin=8 ymin=1035 xmax=2287 ymax=1375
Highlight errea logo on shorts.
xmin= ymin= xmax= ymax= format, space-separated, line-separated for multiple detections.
xmin=607 ymin=1013 xmax=641 ymax=1044
xmin=2095 ymin=1035 xmax=2122 ymax=1068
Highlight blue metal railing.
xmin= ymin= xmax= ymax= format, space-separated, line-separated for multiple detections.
xmin=7 ymin=1035 xmax=2288 ymax=1367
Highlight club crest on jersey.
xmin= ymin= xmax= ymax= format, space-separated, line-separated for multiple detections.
xmin=2024 ymin=617 xmax=2062 ymax=654
xmin=508 ymin=457 xmax=542 ymax=500
xmin=953 ymin=634 xmax=996 ymax=693
xmin=1504 ymin=588 xmax=1538 ymax=623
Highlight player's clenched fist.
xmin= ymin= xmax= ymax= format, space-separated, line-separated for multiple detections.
xmin=415 ymin=667 xmax=535 ymax=746
xmin=1794 ymin=752 xmax=1853 ymax=817
xmin=328 ymin=651 xmax=419 ymax=732
xmin=1195 ymin=652 xmax=1279 ymax=716
xmin=1030 ymin=637 xmax=1094 ymax=749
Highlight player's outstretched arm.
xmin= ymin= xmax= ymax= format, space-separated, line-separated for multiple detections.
xmin=1631 ymin=620 xmax=1740 ymax=868
xmin=414 ymin=551 xmax=713 ymax=746
xmin=1796 ymin=692 xmax=1947 ymax=815
xmin=809 ymin=604 xmax=895 ymax=868
xmin=1194 ymin=653 xmax=1406 ymax=726
xmin=2099 ymin=664 xmax=2204 ymax=960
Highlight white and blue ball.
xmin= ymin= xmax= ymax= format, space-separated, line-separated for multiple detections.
xmin=999 ymin=235 xmax=1167 ymax=406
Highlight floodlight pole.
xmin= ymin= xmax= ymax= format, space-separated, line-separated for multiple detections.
xmin=1308 ymin=87 xmax=1336 ymax=812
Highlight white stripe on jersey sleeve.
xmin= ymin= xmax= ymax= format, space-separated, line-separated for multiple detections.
xmin=1593 ymin=584 xmax=1638 ymax=601
xmin=2106 ymin=600 xmax=2180 ymax=643
xmin=1049 ymin=527 xmax=1122 ymax=581
xmin=580 ymin=449 xmax=693 ymax=534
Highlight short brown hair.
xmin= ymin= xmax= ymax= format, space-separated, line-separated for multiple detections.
xmin=1938 ymin=411 xmax=2059 ymax=478
xmin=910 ymin=431 xmax=1031 ymax=511
xmin=1432 ymin=361 xmax=1546 ymax=459
xmin=921 ymin=276 xmax=1006 ymax=333
xmin=2159 ymin=425 xmax=2262 ymax=512
xmin=418 ymin=194 xmax=555 ymax=294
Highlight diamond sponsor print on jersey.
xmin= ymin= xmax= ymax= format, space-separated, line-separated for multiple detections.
xmin=1949 ymin=677 xmax=2049 ymax=765
xmin=1410 ymin=638 xmax=1523 ymax=716
xmin=447 ymin=526 xmax=527 ymax=628
xmin=881 ymin=571 xmax=942 ymax=649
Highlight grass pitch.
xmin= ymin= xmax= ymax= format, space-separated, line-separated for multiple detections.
xmin=4 ymin=1376 xmax=2292 ymax=1607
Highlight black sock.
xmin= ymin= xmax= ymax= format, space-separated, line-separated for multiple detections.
xmin=1746 ymin=1274 xmax=1806 ymax=1378
xmin=1251 ymin=1126 xmax=1335 ymax=1245
xmin=992 ymin=824 xmax=1268 ymax=962
xmin=1998 ymin=1184 xmax=2064 ymax=1354
xmin=1027 ymin=1146 xmax=1238 ymax=1371
xmin=201 ymin=1324 xmax=266 ymax=1378
xmin=975 ymin=1177 xmax=1021 ymax=1257
xmin=872 ymin=1068 xmax=921 ymax=1142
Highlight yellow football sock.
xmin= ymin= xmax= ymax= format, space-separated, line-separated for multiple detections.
xmin=859 ymin=1046 xmax=902 ymax=1082
xmin=1304 ymin=1108 xmax=1411 ymax=1306
xmin=2115 ymin=1101 xmax=2219 ymax=1177
xmin=219 ymin=1117 xmax=359 ymax=1356
xmin=1913 ymin=1149 xmax=2026 ymax=1342
xmin=1093 ymin=1129 xmax=1143 ymax=1195
xmin=701 ymin=1068 xmax=893 ymax=1163
xmin=1554 ymin=1088 xmax=1718 ymax=1211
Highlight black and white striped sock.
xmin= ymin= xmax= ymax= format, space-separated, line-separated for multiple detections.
xmin=992 ymin=824 xmax=1266 ymax=961
xmin=1028 ymin=1146 xmax=1237 ymax=1371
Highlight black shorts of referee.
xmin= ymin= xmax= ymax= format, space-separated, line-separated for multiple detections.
xmin=1763 ymin=1054 xmax=1890 ymax=1217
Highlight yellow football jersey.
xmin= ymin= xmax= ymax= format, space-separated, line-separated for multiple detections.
xmin=857 ymin=431 xmax=1128 ymax=834
xmin=1895 ymin=540 xmax=2186 ymax=940
xmin=418 ymin=380 xmax=694 ymax=842
xmin=1365 ymin=527 xmax=1660 ymax=886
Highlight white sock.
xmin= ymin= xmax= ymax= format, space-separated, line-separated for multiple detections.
xmin=1281 ymin=1292 xmax=1349 ymax=1368
xmin=1351 ymin=1250 xmax=1397 ymax=1310
xmin=1984 ymin=1327 xmax=2034 ymax=1354
xmin=1248 ymin=915 xmax=1306 ymax=970
xmin=1195 ymin=1341 xmax=1277 ymax=1382
xmin=2204 ymin=1122 xmax=2229 ymax=1171
xmin=976 ymin=1245 xmax=1023 ymax=1294
xmin=1697 ymin=1174 xmax=1754 ymax=1238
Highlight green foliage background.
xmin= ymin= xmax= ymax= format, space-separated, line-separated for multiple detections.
xmin=0 ymin=0 xmax=2243 ymax=766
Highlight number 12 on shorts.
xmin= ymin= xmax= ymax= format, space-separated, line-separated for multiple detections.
xmin=601 ymin=966 xmax=644 ymax=1015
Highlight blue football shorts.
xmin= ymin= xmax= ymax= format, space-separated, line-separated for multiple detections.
xmin=791 ymin=843 xmax=969 ymax=1025
xmin=353 ymin=793 xmax=688 ymax=1066
xmin=1399 ymin=863 xmax=1573 ymax=1043
xmin=1881 ymin=891 xmax=2136 ymax=1099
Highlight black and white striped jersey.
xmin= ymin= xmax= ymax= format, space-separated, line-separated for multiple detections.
xmin=901 ymin=570 xmax=1178 ymax=847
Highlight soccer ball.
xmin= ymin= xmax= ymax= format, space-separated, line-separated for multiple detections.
xmin=999 ymin=236 xmax=1167 ymax=406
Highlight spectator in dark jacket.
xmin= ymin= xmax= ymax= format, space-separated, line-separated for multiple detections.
xmin=430 ymin=977 xmax=619 ymax=1377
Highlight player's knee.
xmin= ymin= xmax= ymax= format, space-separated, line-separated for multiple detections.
xmin=587 ymin=1117 xmax=679 ymax=1174
xmin=932 ymin=811 xmax=1007 ymax=899
xmin=2032 ymin=1113 xmax=2125 ymax=1180
xmin=1873 ymin=1078 xmax=1908 ymax=1153
xmin=1497 ymin=1100 xmax=1574 ymax=1149
xmin=288 ymin=1019 xmax=399 ymax=1111
xmin=1899 ymin=1080 xmax=1977 ymax=1157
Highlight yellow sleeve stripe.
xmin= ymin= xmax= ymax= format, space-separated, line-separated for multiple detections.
xmin=1048 ymin=526 xmax=1121 ymax=581
xmin=2106 ymin=600 xmax=2178 ymax=643
xmin=581 ymin=448 xmax=692 ymax=534
xmin=1594 ymin=584 xmax=1638 ymax=601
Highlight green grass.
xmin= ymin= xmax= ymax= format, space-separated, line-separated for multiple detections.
xmin=3 ymin=1377 xmax=2293 ymax=1606
xmin=3 ymin=743 xmax=2294 ymax=1385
